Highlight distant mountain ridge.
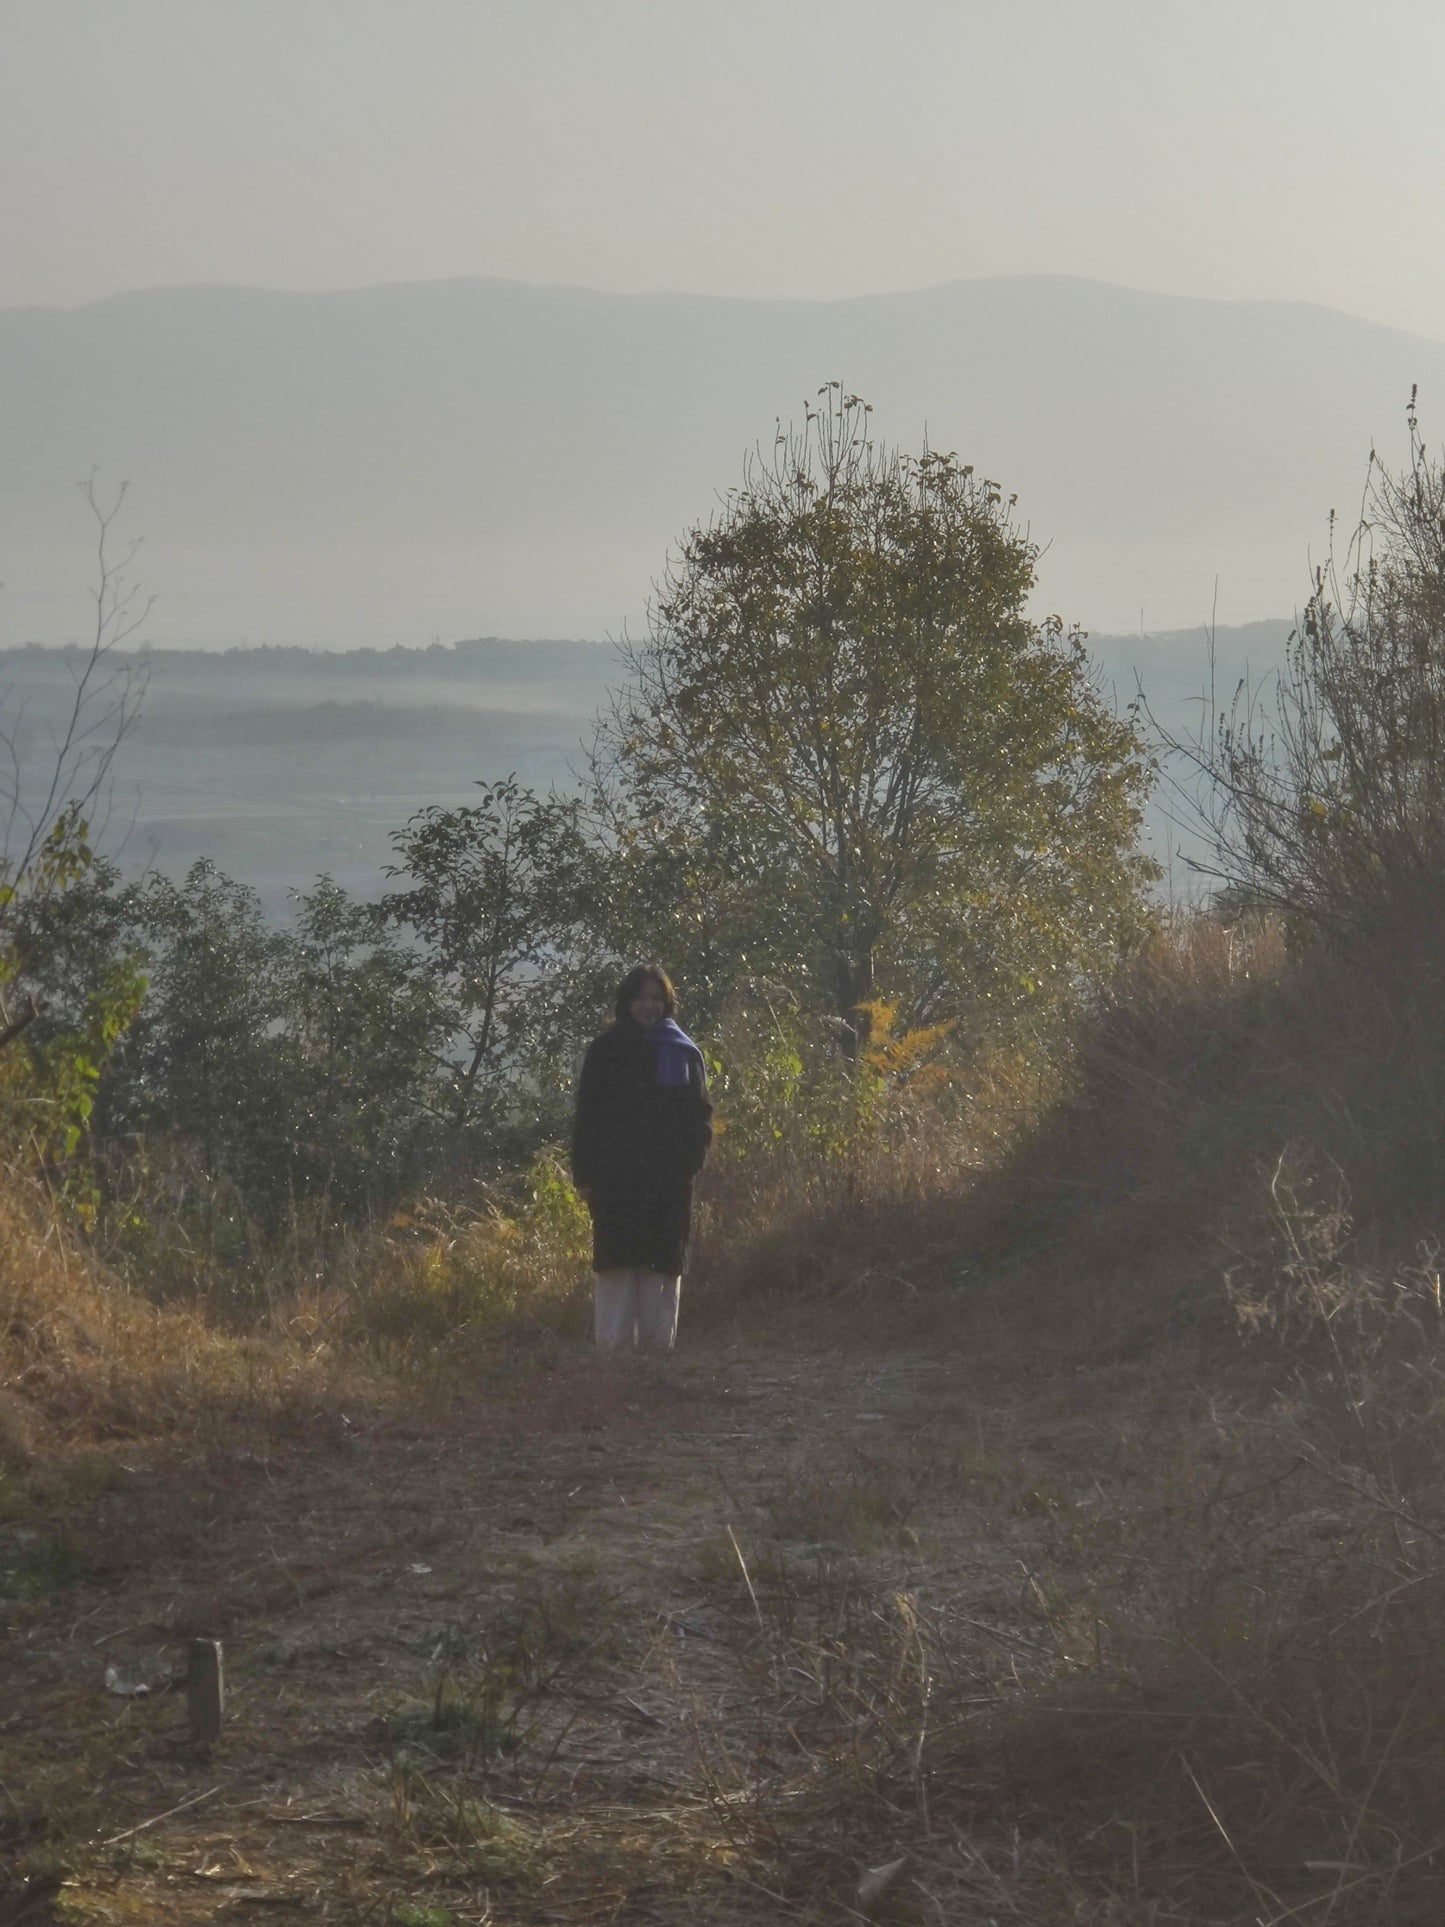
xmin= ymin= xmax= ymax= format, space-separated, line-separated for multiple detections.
xmin=2 ymin=274 xmax=1440 ymax=647
xmin=0 ymin=635 xmax=610 ymax=680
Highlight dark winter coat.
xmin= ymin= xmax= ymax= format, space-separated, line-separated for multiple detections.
xmin=570 ymin=1017 xmax=713 ymax=1275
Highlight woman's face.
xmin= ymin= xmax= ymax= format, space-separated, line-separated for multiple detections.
xmin=629 ymin=979 xmax=668 ymax=1026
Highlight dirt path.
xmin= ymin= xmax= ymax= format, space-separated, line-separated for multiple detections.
xmin=4 ymin=1339 xmax=1089 ymax=1924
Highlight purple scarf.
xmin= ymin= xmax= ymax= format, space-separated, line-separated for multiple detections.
xmin=648 ymin=1017 xmax=699 ymax=1088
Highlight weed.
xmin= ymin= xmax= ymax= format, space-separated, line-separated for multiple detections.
xmin=378 ymin=1569 xmax=618 ymax=1780
xmin=0 ymin=1730 xmax=141 ymax=1890
xmin=346 ymin=1155 xmax=589 ymax=1356
xmin=21 ymin=1448 xmax=127 ymax=1512
xmin=387 ymin=1767 xmax=534 ymax=1883
xmin=110 ymin=1838 xmax=167 ymax=1873
xmin=0 ymin=1529 xmax=88 ymax=1600
xmin=378 ymin=1695 xmax=519 ymax=1768
xmin=1011 ymin=1480 xmax=1064 ymax=1517
xmin=762 ymin=1469 xmax=915 ymax=1553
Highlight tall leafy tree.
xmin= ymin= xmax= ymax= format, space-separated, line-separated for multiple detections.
xmin=281 ymin=876 xmax=453 ymax=1207
xmin=108 ymin=870 xmax=452 ymax=1222
xmin=592 ymin=385 xmax=1155 ymax=1047
xmin=122 ymin=861 xmax=300 ymax=1201
xmin=0 ymin=835 xmax=146 ymax=1162
xmin=380 ymin=778 xmax=593 ymax=1122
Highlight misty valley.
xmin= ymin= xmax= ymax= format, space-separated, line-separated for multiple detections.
xmin=0 ymin=637 xmax=616 ymax=915
xmin=0 ymin=619 xmax=1291 ymax=916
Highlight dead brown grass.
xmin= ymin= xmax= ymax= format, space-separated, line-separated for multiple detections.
xmin=12 ymin=910 xmax=1445 ymax=1921
xmin=638 ymin=909 xmax=1445 ymax=1920
xmin=0 ymin=1143 xmax=606 ymax=1509
xmin=634 ymin=1313 xmax=1445 ymax=1923
xmin=0 ymin=1162 xmax=369 ymax=1468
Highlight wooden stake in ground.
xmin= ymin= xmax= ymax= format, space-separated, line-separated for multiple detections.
xmin=186 ymin=1639 xmax=225 ymax=1745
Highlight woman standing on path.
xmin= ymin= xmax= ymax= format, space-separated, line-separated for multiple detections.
xmin=570 ymin=965 xmax=713 ymax=1349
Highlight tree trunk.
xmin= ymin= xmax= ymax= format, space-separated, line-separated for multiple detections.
xmin=831 ymin=940 xmax=875 ymax=1058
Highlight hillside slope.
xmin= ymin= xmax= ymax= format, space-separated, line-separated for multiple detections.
xmin=2 ymin=276 xmax=1440 ymax=646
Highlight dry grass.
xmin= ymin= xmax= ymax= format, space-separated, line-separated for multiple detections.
xmin=627 ymin=909 xmax=1445 ymax=1920
xmin=684 ymin=1048 xmax=1060 ymax=1342
xmin=11 ymin=909 xmax=1445 ymax=1920
xmin=6 ymin=1286 xmax=1445 ymax=1923
xmin=623 ymin=1316 xmax=1445 ymax=1923
xmin=334 ymin=1157 xmax=591 ymax=1362
xmin=0 ymin=1143 xmax=601 ymax=1483
xmin=0 ymin=1162 xmax=367 ymax=1472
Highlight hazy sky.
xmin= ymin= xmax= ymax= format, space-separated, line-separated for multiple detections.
xmin=4 ymin=0 xmax=1442 ymax=336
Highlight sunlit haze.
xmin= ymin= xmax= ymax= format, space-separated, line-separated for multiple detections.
xmin=4 ymin=0 xmax=1440 ymax=330
xmin=2 ymin=0 xmax=1440 ymax=646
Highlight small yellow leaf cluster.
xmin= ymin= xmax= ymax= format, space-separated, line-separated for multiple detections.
xmin=856 ymin=998 xmax=955 ymax=1093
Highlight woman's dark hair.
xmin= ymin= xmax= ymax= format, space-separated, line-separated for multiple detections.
xmin=613 ymin=964 xmax=677 ymax=1023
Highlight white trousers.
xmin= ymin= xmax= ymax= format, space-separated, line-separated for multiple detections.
xmin=593 ymin=1269 xmax=681 ymax=1350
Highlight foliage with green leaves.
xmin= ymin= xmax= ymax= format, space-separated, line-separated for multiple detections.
xmin=0 ymin=416 xmax=1167 ymax=1270
xmin=0 ymin=815 xmax=146 ymax=1167
xmin=119 ymin=862 xmax=300 ymax=1200
xmin=590 ymin=385 xmax=1155 ymax=1050
xmin=279 ymin=876 xmax=455 ymax=1207
xmin=381 ymin=777 xmax=595 ymax=1128
xmin=0 ymin=479 xmax=151 ymax=1189
xmin=96 ymin=867 xmax=458 ymax=1227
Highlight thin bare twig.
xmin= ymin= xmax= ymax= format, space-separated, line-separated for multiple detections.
xmin=101 ymin=1782 xmax=222 ymax=1847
